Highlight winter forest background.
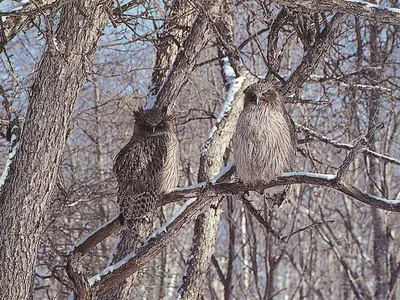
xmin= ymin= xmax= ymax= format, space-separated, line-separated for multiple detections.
xmin=0 ymin=0 xmax=400 ymax=299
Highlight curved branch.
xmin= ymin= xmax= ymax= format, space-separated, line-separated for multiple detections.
xmin=278 ymin=0 xmax=400 ymax=26
xmin=297 ymin=124 xmax=400 ymax=166
xmin=68 ymin=169 xmax=399 ymax=297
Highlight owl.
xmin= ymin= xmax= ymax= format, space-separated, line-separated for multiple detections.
xmin=114 ymin=106 xmax=179 ymax=241
xmin=233 ymin=81 xmax=296 ymax=208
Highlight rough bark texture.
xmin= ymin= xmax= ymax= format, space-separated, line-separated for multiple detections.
xmin=153 ymin=0 xmax=222 ymax=110
xmin=0 ymin=1 xmax=111 ymax=299
xmin=278 ymin=0 xmax=400 ymax=26
xmin=178 ymin=3 xmax=255 ymax=298
xmin=146 ymin=0 xmax=195 ymax=106
xmin=98 ymin=2 xmax=196 ymax=299
xmin=368 ymin=23 xmax=389 ymax=300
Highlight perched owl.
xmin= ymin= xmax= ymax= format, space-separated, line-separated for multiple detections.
xmin=114 ymin=107 xmax=179 ymax=241
xmin=233 ymin=81 xmax=296 ymax=208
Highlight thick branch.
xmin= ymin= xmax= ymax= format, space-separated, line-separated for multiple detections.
xmin=0 ymin=0 xmax=61 ymax=51
xmin=283 ymin=13 xmax=346 ymax=95
xmin=278 ymin=0 xmax=400 ymax=26
xmin=73 ymin=171 xmax=399 ymax=297
xmin=153 ymin=0 xmax=222 ymax=110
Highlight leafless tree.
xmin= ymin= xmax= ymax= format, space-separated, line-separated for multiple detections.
xmin=0 ymin=0 xmax=399 ymax=299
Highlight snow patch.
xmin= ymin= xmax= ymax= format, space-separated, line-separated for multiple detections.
xmin=211 ymin=162 xmax=235 ymax=183
xmin=171 ymin=182 xmax=206 ymax=192
xmin=203 ymin=73 xmax=247 ymax=146
xmin=88 ymin=251 xmax=137 ymax=286
xmin=147 ymin=197 xmax=197 ymax=240
xmin=365 ymin=193 xmax=400 ymax=204
xmin=221 ymin=57 xmax=235 ymax=84
xmin=344 ymin=0 xmax=400 ymax=13
xmin=282 ymin=171 xmax=337 ymax=180
xmin=0 ymin=141 xmax=19 ymax=188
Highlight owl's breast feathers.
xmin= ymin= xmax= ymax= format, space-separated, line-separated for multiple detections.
xmin=233 ymin=104 xmax=295 ymax=185
xmin=114 ymin=131 xmax=179 ymax=195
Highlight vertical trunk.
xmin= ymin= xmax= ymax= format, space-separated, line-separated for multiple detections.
xmin=368 ymin=23 xmax=389 ymax=300
xmin=99 ymin=1 xmax=196 ymax=298
xmin=224 ymin=196 xmax=235 ymax=300
xmin=0 ymin=1 xmax=111 ymax=299
xmin=241 ymin=206 xmax=250 ymax=293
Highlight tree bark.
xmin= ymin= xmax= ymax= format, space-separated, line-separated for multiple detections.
xmin=277 ymin=0 xmax=400 ymax=26
xmin=368 ymin=22 xmax=389 ymax=300
xmin=0 ymin=1 xmax=111 ymax=299
xmin=178 ymin=3 xmax=253 ymax=298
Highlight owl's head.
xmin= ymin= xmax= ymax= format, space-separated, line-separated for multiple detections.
xmin=243 ymin=81 xmax=282 ymax=107
xmin=134 ymin=106 xmax=173 ymax=134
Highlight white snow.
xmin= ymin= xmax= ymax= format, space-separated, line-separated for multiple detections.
xmin=283 ymin=172 xmax=400 ymax=204
xmin=147 ymin=197 xmax=197 ymax=240
xmin=88 ymin=251 xmax=137 ymax=286
xmin=282 ymin=171 xmax=337 ymax=180
xmin=365 ymin=193 xmax=400 ymax=205
xmin=344 ymin=0 xmax=400 ymax=13
xmin=171 ymin=162 xmax=234 ymax=194
xmin=88 ymin=198 xmax=197 ymax=286
xmin=221 ymin=57 xmax=235 ymax=84
xmin=176 ymin=253 xmax=195 ymax=299
xmin=0 ymin=141 xmax=19 ymax=188
xmin=67 ymin=216 xmax=119 ymax=255
xmin=211 ymin=161 xmax=235 ymax=183
xmin=171 ymin=182 xmax=206 ymax=192
xmin=203 ymin=72 xmax=247 ymax=145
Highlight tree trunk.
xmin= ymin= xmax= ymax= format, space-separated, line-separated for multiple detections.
xmin=368 ymin=22 xmax=389 ymax=300
xmin=0 ymin=1 xmax=111 ymax=299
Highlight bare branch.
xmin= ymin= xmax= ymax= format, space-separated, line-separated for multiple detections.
xmin=297 ymin=124 xmax=400 ymax=166
xmin=239 ymin=195 xmax=282 ymax=242
xmin=283 ymin=13 xmax=346 ymax=95
xmin=72 ymin=170 xmax=399 ymax=296
xmin=278 ymin=0 xmax=400 ymax=26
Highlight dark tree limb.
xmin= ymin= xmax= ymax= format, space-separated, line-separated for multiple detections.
xmin=67 ymin=169 xmax=399 ymax=297
xmin=283 ymin=13 xmax=346 ymax=95
xmin=0 ymin=0 xmax=112 ymax=299
xmin=151 ymin=0 xmax=223 ymax=111
xmin=278 ymin=0 xmax=400 ymax=26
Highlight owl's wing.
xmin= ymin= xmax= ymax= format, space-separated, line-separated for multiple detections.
xmin=114 ymin=135 xmax=169 ymax=190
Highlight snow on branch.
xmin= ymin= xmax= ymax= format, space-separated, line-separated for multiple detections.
xmin=202 ymin=69 xmax=247 ymax=144
xmin=67 ymin=166 xmax=399 ymax=298
xmin=278 ymin=0 xmax=400 ymax=26
xmin=0 ymin=86 xmax=21 ymax=188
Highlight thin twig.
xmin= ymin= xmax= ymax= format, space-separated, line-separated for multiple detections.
xmin=281 ymin=220 xmax=335 ymax=243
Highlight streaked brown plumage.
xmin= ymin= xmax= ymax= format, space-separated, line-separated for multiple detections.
xmin=114 ymin=107 xmax=179 ymax=240
xmin=233 ymin=81 xmax=296 ymax=207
